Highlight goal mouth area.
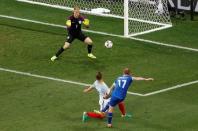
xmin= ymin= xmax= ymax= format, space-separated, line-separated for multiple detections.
xmin=16 ymin=0 xmax=172 ymax=37
xmin=16 ymin=0 xmax=171 ymax=24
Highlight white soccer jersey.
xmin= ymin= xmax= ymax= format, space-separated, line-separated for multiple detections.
xmin=91 ymin=80 xmax=110 ymax=97
xmin=91 ymin=80 xmax=110 ymax=110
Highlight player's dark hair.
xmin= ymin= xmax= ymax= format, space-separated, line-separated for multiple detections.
xmin=96 ymin=72 xmax=102 ymax=80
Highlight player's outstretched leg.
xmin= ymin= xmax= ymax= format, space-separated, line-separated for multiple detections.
xmin=82 ymin=112 xmax=105 ymax=122
xmin=118 ymin=102 xmax=132 ymax=118
xmin=87 ymin=112 xmax=105 ymax=119
xmin=85 ymin=37 xmax=96 ymax=59
xmin=51 ymin=42 xmax=70 ymax=61
xmin=50 ymin=47 xmax=63 ymax=61
xmin=87 ymin=45 xmax=96 ymax=59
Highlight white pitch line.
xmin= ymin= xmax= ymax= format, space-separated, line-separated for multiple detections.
xmin=0 ymin=67 xmax=90 ymax=87
xmin=130 ymin=37 xmax=198 ymax=52
xmin=143 ymin=80 xmax=198 ymax=96
xmin=0 ymin=67 xmax=197 ymax=97
xmin=1 ymin=67 xmax=197 ymax=97
xmin=0 ymin=14 xmax=198 ymax=52
xmin=0 ymin=67 xmax=143 ymax=96
xmin=127 ymin=91 xmax=145 ymax=96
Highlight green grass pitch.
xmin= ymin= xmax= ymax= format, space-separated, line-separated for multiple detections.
xmin=0 ymin=0 xmax=198 ymax=131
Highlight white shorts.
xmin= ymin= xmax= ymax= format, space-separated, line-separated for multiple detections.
xmin=99 ymin=98 xmax=110 ymax=111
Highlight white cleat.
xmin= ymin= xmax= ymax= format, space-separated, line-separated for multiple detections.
xmin=93 ymin=110 xmax=101 ymax=114
xmin=51 ymin=56 xmax=58 ymax=61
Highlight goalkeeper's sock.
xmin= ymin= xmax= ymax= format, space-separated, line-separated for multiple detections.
xmin=87 ymin=45 xmax=92 ymax=54
xmin=55 ymin=47 xmax=65 ymax=57
xmin=107 ymin=112 xmax=113 ymax=124
xmin=87 ymin=112 xmax=105 ymax=119
xmin=118 ymin=102 xmax=126 ymax=116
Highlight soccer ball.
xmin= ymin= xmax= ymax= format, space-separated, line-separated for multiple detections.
xmin=104 ymin=40 xmax=113 ymax=48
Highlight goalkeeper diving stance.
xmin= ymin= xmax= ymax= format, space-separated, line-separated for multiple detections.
xmin=51 ymin=6 xmax=96 ymax=61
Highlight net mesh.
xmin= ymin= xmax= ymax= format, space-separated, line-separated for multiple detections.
xmin=17 ymin=0 xmax=172 ymax=36
xmin=128 ymin=0 xmax=171 ymax=36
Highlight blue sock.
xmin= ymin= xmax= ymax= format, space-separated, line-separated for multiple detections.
xmin=101 ymin=103 xmax=109 ymax=112
xmin=107 ymin=112 xmax=113 ymax=124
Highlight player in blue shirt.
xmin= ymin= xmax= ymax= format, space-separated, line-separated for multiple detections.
xmin=104 ymin=68 xmax=154 ymax=128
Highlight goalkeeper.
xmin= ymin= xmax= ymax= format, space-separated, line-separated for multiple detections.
xmin=51 ymin=6 xmax=96 ymax=61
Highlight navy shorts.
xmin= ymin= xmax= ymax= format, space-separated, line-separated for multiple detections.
xmin=109 ymin=96 xmax=124 ymax=107
xmin=66 ymin=31 xmax=87 ymax=43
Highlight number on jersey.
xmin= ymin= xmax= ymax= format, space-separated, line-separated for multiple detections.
xmin=118 ymin=80 xmax=127 ymax=88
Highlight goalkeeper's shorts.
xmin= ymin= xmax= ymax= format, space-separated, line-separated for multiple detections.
xmin=66 ymin=31 xmax=87 ymax=43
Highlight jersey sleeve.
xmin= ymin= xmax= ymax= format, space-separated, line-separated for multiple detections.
xmin=79 ymin=15 xmax=85 ymax=21
xmin=90 ymin=81 xmax=96 ymax=89
xmin=67 ymin=16 xmax=72 ymax=20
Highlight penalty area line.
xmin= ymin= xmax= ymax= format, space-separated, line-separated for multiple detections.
xmin=0 ymin=67 xmax=197 ymax=97
xmin=0 ymin=67 xmax=90 ymax=87
xmin=143 ymin=80 xmax=198 ymax=96
xmin=0 ymin=67 xmax=143 ymax=96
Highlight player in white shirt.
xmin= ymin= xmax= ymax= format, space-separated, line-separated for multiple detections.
xmin=84 ymin=72 xmax=110 ymax=111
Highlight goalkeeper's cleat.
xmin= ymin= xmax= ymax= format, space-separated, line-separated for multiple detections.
xmin=121 ymin=113 xmax=132 ymax=118
xmin=88 ymin=53 xmax=96 ymax=59
xmin=107 ymin=124 xmax=112 ymax=128
xmin=82 ymin=112 xmax=88 ymax=122
xmin=51 ymin=55 xmax=58 ymax=62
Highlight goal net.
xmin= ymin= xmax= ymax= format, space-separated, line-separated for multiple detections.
xmin=16 ymin=0 xmax=172 ymax=37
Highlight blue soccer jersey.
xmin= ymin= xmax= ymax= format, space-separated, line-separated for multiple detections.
xmin=111 ymin=75 xmax=133 ymax=100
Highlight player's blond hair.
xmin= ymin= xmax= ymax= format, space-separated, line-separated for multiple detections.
xmin=74 ymin=6 xmax=80 ymax=11
xmin=123 ymin=68 xmax=131 ymax=75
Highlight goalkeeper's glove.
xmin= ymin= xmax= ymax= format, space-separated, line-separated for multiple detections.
xmin=83 ymin=19 xmax=89 ymax=27
xmin=66 ymin=20 xmax=71 ymax=27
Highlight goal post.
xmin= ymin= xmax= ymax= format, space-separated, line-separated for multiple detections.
xmin=16 ymin=0 xmax=172 ymax=37
xmin=124 ymin=0 xmax=129 ymax=37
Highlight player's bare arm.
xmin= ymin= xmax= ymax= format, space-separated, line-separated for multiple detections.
xmin=83 ymin=86 xmax=93 ymax=93
xmin=132 ymin=77 xmax=154 ymax=81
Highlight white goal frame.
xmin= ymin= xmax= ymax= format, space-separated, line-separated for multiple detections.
xmin=16 ymin=0 xmax=172 ymax=37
